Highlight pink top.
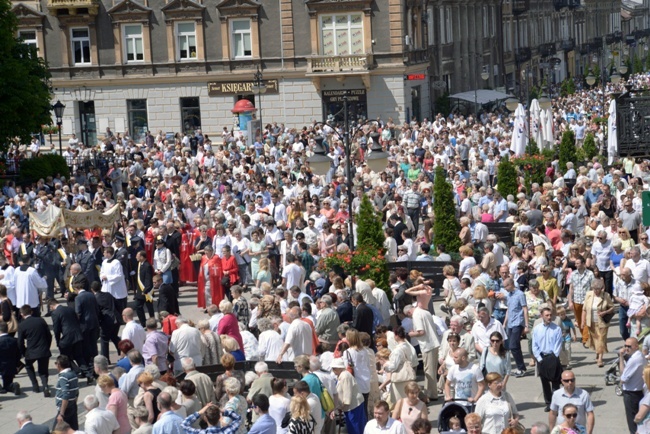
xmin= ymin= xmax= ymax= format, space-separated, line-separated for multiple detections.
xmin=218 ymin=313 xmax=245 ymax=353
xmin=481 ymin=213 xmax=495 ymax=223
xmin=108 ymin=388 xmax=130 ymax=434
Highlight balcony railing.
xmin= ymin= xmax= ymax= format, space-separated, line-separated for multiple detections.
xmin=406 ymin=48 xmax=430 ymax=65
xmin=307 ymin=54 xmax=372 ymax=73
xmin=47 ymin=0 xmax=99 ymax=13
xmin=539 ymin=43 xmax=556 ymax=57
xmin=512 ymin=0 xmax=529 ymax=15
xmin=515 ymin=47 xmax=531 ymax=63
xmin=553 ymin=0 xmax=580 ymax=11
xmin=561 ymin=38 xmax=575 ymax=51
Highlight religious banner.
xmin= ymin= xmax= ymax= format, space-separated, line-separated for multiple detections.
xmin=29 ymin=204 xmax=122 ymax=237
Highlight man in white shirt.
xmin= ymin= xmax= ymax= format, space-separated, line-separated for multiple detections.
xmin=207 ymin=304 xmax=223 ymax=332
xmin=620 ymin=337 xmax=647 ymax=434
xmin=276 ymin=307 xmax=312 ymax=363
xmin=281 ymin=254 xmax=303 ymax=289
xmin=407 ymin=285 xmax=440 ymax=401
xmin=363 ymin=400 xmax=406 ymax=434
xmin=100 ymin=247 xmax=129 ymax=314
xmin=169 ymin=317 xmax=203 ymax=374
xmin=471 ymin=307 xmax=508 ymax=355
xmin=120 ymin=308 xmax=146 ymax=352
xmin=82 ymin=394 xmax=120 ymax=434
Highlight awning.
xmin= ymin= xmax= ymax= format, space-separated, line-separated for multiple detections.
xmin=449 ymin=89 xmax=514 ymax=105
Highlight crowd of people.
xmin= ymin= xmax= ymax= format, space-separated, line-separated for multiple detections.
xmin=5 ymin=73 xmax=650 ymax=434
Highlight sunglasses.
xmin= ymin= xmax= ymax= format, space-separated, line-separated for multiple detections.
xmin=564 ymin=413 xmax=578 ymax=419
xmin=562 ymin=378 xmax=575 ymax=383
xmin=490 ymin=339 xmax=501 ymax=343
xmin=625 ymin=345 xmax=633 ymax=348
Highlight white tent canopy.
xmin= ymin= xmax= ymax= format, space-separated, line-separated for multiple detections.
xmin=449 ymin=89 xmax=514 ymax=105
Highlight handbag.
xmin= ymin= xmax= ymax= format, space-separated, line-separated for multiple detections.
xmin=312 ymin=373 xmax=335 ymax=413
xmin=601 ymin=310 xmax=615 ymax=324
xmin=170 ymin=253 xmax=181 ymax=270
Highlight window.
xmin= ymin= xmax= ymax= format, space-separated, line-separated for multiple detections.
xmin=483 ymin=6 xmax=488 ymax=37
xmin=124 ymin=24 xmax=144 ymax=62
xmin=320 ymin=14 xmax=364 ymax=56
xmin=231 ymin=19 xmax=252 ymax=58
xmin=18 ymin=30 xmax=37 ymax=50
xmin=127 ymin=100 xmax=148 ymax=143
xmin=71 ymin=28 xmax=91 ymax=65
xmin=176 ymin=22 xmax=197 ymax=60
xmin=439 ymin=7 xmax=452 ymax=45
xmin=180 ymin=97 xmax=201 ymax=134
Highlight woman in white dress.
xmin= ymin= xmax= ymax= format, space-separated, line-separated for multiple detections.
xmin=268 ymin=378 xmax=291 ymax=434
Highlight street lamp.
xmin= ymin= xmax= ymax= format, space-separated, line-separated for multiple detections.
xmin=52 ymin=100 xmax=65 ymax=156
xmin=586 ymin=73 xmax=597 ymax=86
xmin=619 ymin=63 xmax=628 ymax=75
xmin=611 ymin=70 xmax=622 ymax=84
xmin=307 ymin=95 xmax=389 ymax=252
xmin=481 ymin=68 xmax=489 ymax=82
xmin=251 ymin=66 xmax=267 ymax=129
xmin=474 ymin=65 xmax=490 ymax=115
xmin=505 ymin=97 xmax=519 ymax=112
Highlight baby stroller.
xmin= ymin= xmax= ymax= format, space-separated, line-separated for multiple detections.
xmin=438 ymin=400 xmax=475 ymax=433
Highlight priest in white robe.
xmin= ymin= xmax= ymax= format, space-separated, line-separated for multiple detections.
xmin=100 ymin=246 xmax=129 ymax=317
xmin=14 ymin=254 xmax=47 ymax=316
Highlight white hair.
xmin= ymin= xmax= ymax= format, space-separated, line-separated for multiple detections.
xmin=83 ymin=394 xmax=100 ymax=410
xmin=224 ymin=377 xmax=241 ymax=395
xmin=181 ymin=357 xmax=196 ymax=371
xmin=16 ymin=411 xmax=32 ymax=422
xmin=255 ymin=361 xmax=269 ymax=374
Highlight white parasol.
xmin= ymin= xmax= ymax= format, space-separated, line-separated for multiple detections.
xmin=607 ymin=98 xmax=617 ymax=165
xmin=510 ymin=103 xmax=528 ymax=156
xmin=530 ymin=99 xmax=544 ymax=152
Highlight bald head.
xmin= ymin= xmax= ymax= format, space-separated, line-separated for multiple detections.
xmin=122 ymin=308 xmax=135 ymax=321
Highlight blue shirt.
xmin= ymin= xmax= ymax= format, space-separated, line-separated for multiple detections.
xmin=531 ymin=322 xmax=563 ymax=361
xmin=181 ymin=409 xmax=241 ymax=434
xmin=505 ymin=289 xmax=527 ymax=327
xmin=152 ymin=411 xmax=184 ymax=434
xmin=249 ymin=413 xmax=277 ymax=434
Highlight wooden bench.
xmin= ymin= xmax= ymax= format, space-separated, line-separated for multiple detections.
xmin=189 ymin=361 xmax=302 ymax=384
xmin=484 ymin=222 xmax=514 ymax=246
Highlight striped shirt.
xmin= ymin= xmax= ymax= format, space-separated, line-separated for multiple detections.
xmin=55 ymin=368 xmax=79 ymax=408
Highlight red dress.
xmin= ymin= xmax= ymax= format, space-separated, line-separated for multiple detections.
xmin=4 ymin=234 xmax=13 ymax=266
xmin=179 ymin=229 xmax=196 ymax=283
xmin=145 ymin=227 xmax=156 ymax=264
xmin=218 ymin=313 xmax=245 ymax=352
xmin=197 ymin=254 xmax=222 ymax=308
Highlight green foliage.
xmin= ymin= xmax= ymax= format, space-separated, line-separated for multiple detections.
xmin=433 ymin=166 xmax=461 ymax=253
xmin=529 ymin=86 xmax=541 ymax=105
xmin=0 ymin=0 xmax=52 ymax=149
xmin=497 ymin=157 xmax=519 ymax=200
xmin=324 ymin=247 xmax=389 ymax=299
xmin=19 ymin=154 xmax=69 ymax=184
xmin=525 ymin=138 xmax=540 ymax=155
xmin=356 ymin=195 xmax=384 ymax=252
xmin=560 ymin=78 xmax=576 ymax=97
xmin=512 ymin=154 xmax=550 ymax=194
xmin=646 ymin=53 xmax=650 ymax=72
xmin=582 ymin=133 xmax=598 ymax=161
xmin=435 ymin=92 xmax=451 ymax=118
xmin=558 ymin=130 xmax=577 ymax=173
xmin=634 ymin=56 xmax=644 ymax=75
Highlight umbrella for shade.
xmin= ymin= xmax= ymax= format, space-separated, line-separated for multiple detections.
xmin=543 ymin=107 xmax=554 ymax=149
xmin=530 ymin=99 xmax=543 ymax=152
xmin=607 ymin=98 xmax=617 ymax=165
xmin=510 ymin=103 xmax=529 ymax=156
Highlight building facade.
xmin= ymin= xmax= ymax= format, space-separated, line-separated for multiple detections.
xmin=12 ymin=0 xmax=431 ymax=143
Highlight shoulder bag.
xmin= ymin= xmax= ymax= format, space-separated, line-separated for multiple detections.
xmin=312 ymin=373 xmax=335 ymax=413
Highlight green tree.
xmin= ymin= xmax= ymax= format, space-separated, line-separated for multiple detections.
xmin=525 ymin=138 xmax=540 ymax=155
xmin=433 ymin=166 xmax=461 ymax=253
xmin=356 ymin=195 xmax=384 ymax=251
xmin=582 ymin=133 xmax=598 ymax=161
xmin=497 ymin=157 xmax=519 ymax=199
xmin=558 ymin=130 xmax=577 ymax=173
xmin=435 ymin=92 xmax=451 ymax=117
xmin=0 ymin=0 xmax=51 ymax=148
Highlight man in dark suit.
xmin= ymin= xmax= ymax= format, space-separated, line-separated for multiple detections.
xmin=351 ymin=292 xmax=374 ymax=337
xmin=389 ymin=214 xmax=407 ymax=246
xmin=18 ymin=233 xmax=35 ymax=264
xmin=154 ymin=274 xmax=179 ymax=315
xmin=34 ymin=237 xmax=60 ymax=316
xmin=127 ymin=235 xmax=144 ymax=293
xmin=65 ymin=264 xmax=88 ymax=307
xmin=0 ymin=321 xmax=21 ymax=395
xmin=90 ymin=281 xmax=120 ymax=362
xmin=74 ymin=282 xmax=99 ymax=383
xmin=15 ymin=410 xmax=50 ymax=434
xmin=134 ymin=251 xmax=155 ymax=325
xmin=90 ymin=237 xmax=103 ymax=279
xmin=336 ymin=291 xmax=354 ymax=324
xmin=17 ymin=305 xmax=52 ymax=396
xmin=74 ymin=239 xmax=97 ymax=283
xmin=48 ymin=299 xmax=92 ymax=381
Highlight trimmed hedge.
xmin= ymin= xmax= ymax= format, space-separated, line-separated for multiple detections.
xmin=19 ymin=153 xmax=69 ymax=183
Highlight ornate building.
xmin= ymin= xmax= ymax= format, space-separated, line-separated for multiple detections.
xmin=11 ymin=0 xmax=431 ymax=143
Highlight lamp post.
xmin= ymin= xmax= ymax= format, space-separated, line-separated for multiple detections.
xmin=52 ymin=100 xmax=65 ymax=156
xmin=307 ymin=95 xmax=389 ymax=252
xmin=251 ymin=66 xmax=267 ymax=130
xmin=474 ymin=66 xmax=490 ymax=116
